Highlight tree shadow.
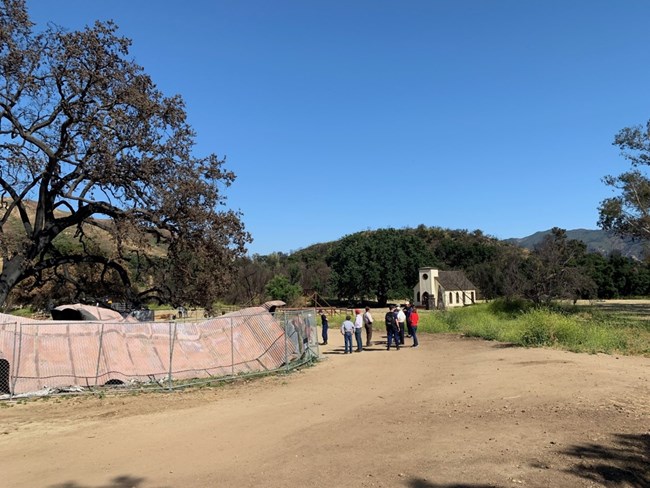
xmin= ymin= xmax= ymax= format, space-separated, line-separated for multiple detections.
xmin=592 ymin=302 xmax=650 ymax=314
xmin=561 ymin=433 xmax=649 ymax=487
xmin=49 ymin=475 xmax=169 ymax=488
xmin=408 ymin=479 xmax=501 ymax=488
xmin=490 ymin=342 xmax=519 ymax=349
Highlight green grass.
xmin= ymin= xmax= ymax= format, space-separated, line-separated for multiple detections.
xmin=324 ymin=301 xmax=650 ymax=356
xmin=9 ymin=307 xmax=37 ymax=317
xmin=141 ymin=302 xmax=650 ymax=356
xmin=412 ymin=301 xmax=650 ymax=356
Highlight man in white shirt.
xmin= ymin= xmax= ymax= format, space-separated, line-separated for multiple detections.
xmin=353 ymin=309 xmax=364 ymax=352
xmin=363 ymin=307 xmax=374 ymax=347
xmin=396 ymin=306 xmax=407 ymax=345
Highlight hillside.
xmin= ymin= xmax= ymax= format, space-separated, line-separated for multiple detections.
xmin=2 ymin=200 xmax=166 ymax=258
xmin=506 ymin=229 xmax=647 ymax=259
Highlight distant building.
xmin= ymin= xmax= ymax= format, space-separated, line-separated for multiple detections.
xmin=413 ymin=268 xmax=477 ymax=309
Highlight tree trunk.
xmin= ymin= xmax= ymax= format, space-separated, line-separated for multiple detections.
xmin=0 ymin=256 xmax=27 ymax=311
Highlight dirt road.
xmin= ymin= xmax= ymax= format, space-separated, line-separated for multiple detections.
xmin=1 ymin=334 xmax=648 ymax=488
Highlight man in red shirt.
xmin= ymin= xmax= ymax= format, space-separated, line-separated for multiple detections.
xmin=410 ymin=307 xmax=420 ymax=348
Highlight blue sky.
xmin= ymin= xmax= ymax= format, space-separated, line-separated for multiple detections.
xmin=27 ymin=0 xmax=650 ymax=255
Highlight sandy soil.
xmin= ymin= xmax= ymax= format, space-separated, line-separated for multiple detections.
xmin=1 ymin=333 xmax=648 ymax=488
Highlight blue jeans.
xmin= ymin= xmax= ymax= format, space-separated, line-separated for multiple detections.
xmin=398 ymin=322 xmax=405 ymax=344
xmin=344 ymin=332 xmax=353 ymax=353
xmin=386 ymin=328 xmax=400 ymax=349
xmin=412 ymin=326 xmax=419 ymax=346
xmin=407 ymin=322 xmax=414 ymax=337
xmin=322 ymin=323 xmax=328 ymax=343
xmin=354 ymin=328 xmax=363 ymax=350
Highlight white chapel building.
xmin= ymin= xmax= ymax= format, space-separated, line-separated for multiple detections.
xmin=413 ymin=267 xmax=477 ymax=309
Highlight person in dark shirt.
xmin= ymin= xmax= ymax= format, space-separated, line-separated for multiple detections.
xmin=385 ymin=306 xmax=401 ymax=351
xmin=405 ymin=303 xmax=414 ymax=338
xmin=319 ymin=309 xmax=329 ymax=345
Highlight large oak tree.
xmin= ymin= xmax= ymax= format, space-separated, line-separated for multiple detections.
xmin=327 ymin=229 xmax=436 ymax=306
xmin=0 ymin=1 xmax=250 ymax=309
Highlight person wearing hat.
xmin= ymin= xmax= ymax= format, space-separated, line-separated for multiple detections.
xmin=353 ymin=309 xmax=364 ymax=352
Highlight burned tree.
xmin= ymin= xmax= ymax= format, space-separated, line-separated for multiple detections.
xmin=0 ymin=1 xmax=250 ymax=308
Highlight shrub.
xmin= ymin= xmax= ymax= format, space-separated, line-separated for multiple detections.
xmin=265 ymin=275 xmax=302 ymax=306
xmin=489 ymin=298 xmax=534 ymax=317
xmin=520 ymin=316 xmax=554 ymax=346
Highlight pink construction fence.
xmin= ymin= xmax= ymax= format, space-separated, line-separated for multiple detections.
xmin=0 ymin=307 xmax=319 ymax=397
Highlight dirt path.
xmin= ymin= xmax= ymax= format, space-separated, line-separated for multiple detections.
xmin=1 ymin=334 xmax=648 ymax=488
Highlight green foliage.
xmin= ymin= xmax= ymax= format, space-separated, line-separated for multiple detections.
xmin=229 ymin=223 xmax=650 ymax=307
xmin=51 ymin=233 xmax=84 ymax=255
xmin=519 ymin=309 xmax=559 ymax=346
xmin=521 ymin=228 xmax=597 ymax=303
xmin=516 ymin=308 xmax=631 ymax=353
xmin=265 ymin=275 xmax=302 ymax=305
xmin=327 ymin=228 xmax=438 ymax=306
xmin=599 ymin=119 xmax=650 ymax=241
xmin=488 ymin=298 xmax=534 ymax=316
xmin=9 ymin=307 xmax=35 ymax=317
xmin=415 ymin=302 xmax=648 ymax=355
xmin=321 ymin=301 xmax=649 ymax=355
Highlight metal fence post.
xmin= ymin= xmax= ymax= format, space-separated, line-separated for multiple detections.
xmin=94 ymin=323 xmax=105 ymax=387
xmin=313 ymin=311 xmax=318 ymax=360
xmin=10 ymin=322 xmax=23 ymax=399
xmin=230 ymin=316 xmax=234 ymax=377
xmin=168 ymin=321 xmax=177 ymax=391
xmin=308 ymin=311 xmax=315 ymax=361
xmin=9 ymin=322 xmax=19 ymax=399
xmin=283 ymin=310 xmax=289 ymax=371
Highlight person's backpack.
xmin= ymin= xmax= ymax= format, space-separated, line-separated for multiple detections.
xmin=385 ymin=312 xmax=395 ymax=328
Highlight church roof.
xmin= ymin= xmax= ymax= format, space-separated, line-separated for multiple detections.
xmin=437 ymin=270 xmax=476 ymax=291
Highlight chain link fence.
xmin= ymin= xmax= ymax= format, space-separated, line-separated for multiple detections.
xmin=0 ymin=308 xmax=319 ymax=399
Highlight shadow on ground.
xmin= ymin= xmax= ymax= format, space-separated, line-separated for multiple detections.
xmin=591 ymin=302 xmax=650 ymax=318
xmin=561 ymin=433 xmax=649 ymax=487
xmin=408 ymin=480 xmax=501 ymax=488
xmin=49 ymin=475 xmax=169 ymax=488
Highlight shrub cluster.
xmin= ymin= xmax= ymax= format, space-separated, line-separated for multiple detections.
xmin=416 ymin=300 xmax=647 ymax=355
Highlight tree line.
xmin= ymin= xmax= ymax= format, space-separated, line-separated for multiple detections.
xmin=225 ymin=226 xmax=650 ymax=307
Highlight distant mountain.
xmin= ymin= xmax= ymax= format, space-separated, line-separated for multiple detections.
xmin=506 ymin=229 xmax=648 ymax=260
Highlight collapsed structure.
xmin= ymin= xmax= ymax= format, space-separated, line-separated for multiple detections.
xmin=0 ymin=304 xmax=316 ymax=397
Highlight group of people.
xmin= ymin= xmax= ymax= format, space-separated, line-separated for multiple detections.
xmin=384 ymin=304 xmax=419 ymax=350
xmin=318 ymin=305 xmax=419 ymax=354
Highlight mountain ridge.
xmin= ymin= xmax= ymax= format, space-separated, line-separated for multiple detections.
xmin=506 ymin=228 xmax=647 ymax=259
